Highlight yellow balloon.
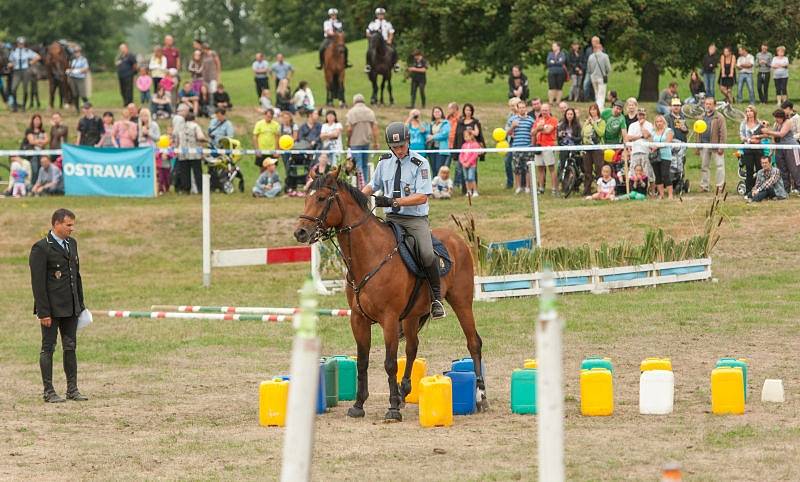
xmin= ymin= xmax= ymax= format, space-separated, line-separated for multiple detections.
xmin=279 ymin=135 xmax=295 ymax=150
xmin=157 ymin=135 xmax=170 ymax=149
xmin=496 ymin=140 xmax=509 ymax=153
xmin=492 ymin=127 xmax=507 ymax=143
xmin=693 ymin=119 xmax=708 ymax=134
xmin=603 ymin=149 xmax=615 ymax=162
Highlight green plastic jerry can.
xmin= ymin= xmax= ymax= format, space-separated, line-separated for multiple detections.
xmin=332 ymin=355 xmax=357 ymax=401
xmin=510 ymin=368 xmax=537 ymax=414
xmin=321 ymin=357 xmax=338 ymax=407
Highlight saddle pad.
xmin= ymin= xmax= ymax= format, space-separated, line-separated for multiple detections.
xmin=388 ymin=221 xmax=452 ymax=278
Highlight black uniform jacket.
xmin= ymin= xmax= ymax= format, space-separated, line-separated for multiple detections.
xmin=29 ymin=233 xmax=85 ymax=319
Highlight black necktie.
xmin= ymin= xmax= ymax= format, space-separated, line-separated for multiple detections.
xmin=63 ymin=241 xmax=70 ymax=255
xmin=392 ymin=159 xmax=402 ymax=213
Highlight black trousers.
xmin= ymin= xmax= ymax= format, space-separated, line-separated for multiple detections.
xmin=255 ymin=77 xmax=268 ymax=100
xmin=742 ymin=149 xmax=761 ymax=195
xmin=40 ymin=315 xmax=78 ymax=393
xmin=175 ymin=159 xmax=203 ymax=193
xmin=118 ymin=75 xmax=134 ymax=106
xmin=757 ymin=72 xmax=770 ymax=103
xmin=410 ymin=79 xmax=426 ymax=108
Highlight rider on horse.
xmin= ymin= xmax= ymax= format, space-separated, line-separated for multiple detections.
xmin=361 ymin=122 xmax=446 ymax=319
xmin=317 ymin=8 xmax=351 ymax=70
xmin=365 ymin=7 xmax=399 ymax=73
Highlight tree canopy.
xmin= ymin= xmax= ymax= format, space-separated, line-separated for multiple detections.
xmin=0 ymin=0 xmax=146 ymax=67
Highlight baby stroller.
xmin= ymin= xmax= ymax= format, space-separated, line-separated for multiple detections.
xmin=736 ymin=152 xmax=747 ymax=196
xmin=285 ymin=139 xmax=314 ymax=195
xmin=670 ymin=142 xmax=690 ymax=194
xmin=205 ymin=137 xmax=244 ymax=194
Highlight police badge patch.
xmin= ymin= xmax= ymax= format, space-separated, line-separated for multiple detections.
xmin=421 ymin=168 xmax=429 ymax=179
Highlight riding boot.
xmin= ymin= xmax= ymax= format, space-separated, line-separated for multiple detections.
xmin=40 ymin=350 xmax=64 ymax=402
xmin=317 ymin=47 xmax=324 ymax=70
xmin=64 ymin=350 xmax=87 ymax=401
xmin=424 ymin=263 xmax=446 ymax=319
xmin=345 ymin=46 xmax=352 ymax=68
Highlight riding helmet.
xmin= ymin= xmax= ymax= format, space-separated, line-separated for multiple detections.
xmin=16 ymin=36 xmax=25 ymax=45
xmin=385 ymin=122 xmax=409 ymax=148
xmin=328 ymin=8 xmax=338 ymax=15
xmin=375 ymin=7 xmax=386 ymax=15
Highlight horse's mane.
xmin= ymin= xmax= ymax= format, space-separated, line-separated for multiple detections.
xmin=310 ymin=176 xmax=372 ymax=212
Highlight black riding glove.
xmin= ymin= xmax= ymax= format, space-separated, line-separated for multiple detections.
xmin=374 ymin=195 xmax=393 ymax=207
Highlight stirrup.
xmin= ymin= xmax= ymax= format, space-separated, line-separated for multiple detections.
xmin=430 ymin=300 xmax=446 ymax=319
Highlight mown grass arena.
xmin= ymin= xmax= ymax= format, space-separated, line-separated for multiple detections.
xmin=2 ymin=35 xmax=800 ymax=482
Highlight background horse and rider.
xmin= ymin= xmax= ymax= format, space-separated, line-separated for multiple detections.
xmin=294 ymin=169 xmax=488 ymax=422
xmin=323 ymin=32 xmax=347 ymax=107
xmin=366 ymin=31 xmax=396 ymax=106
xmin=44 ymin=40 xmax=74 ymax=109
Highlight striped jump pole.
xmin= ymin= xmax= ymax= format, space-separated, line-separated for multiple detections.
xmin=150 ymin=305 xmax=351 ymax=317
xmin=103 ymin=310 xmax=291 ymax=322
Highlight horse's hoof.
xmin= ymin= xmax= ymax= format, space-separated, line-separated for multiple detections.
xmin=347 ymin=406 xmax=365 ymax=418
xmin=384 ymin=409 xmax=402 ymax=422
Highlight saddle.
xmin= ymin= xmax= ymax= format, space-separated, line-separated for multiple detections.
xmin=387 ymin=221 xmax=452 ymax=278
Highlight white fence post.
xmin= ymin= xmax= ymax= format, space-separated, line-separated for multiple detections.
xmin=536 ymin=270 xmax=564 ymax=481
xmin=280 ymin=279 xmax=321 ymax=482
xmin=527 ymin=160 xmax=542 ymax=247
xmin=202 ymin=174 xmax=211 ymax=288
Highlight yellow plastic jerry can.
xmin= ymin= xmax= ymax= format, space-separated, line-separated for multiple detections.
xmin=580 ymin=368 xmax=614 ymax=416
xmin=711 ymin=367 xmax=745 ymax=415
xmin=523 ymin=358 xmax=538 ymax=369
xmin=259 ymin=378 xmax=289 ymax=427
xmin=419 ymin=375 xmax=453 ymax=427
xmin=397 ymin=357 xmax=427 ymax=404
xmin=640 ymin=357 xmax=673 ymax=372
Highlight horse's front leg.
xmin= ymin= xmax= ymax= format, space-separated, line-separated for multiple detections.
xmin=398 ymin=316 xmax=420 ymax=408
xmin=387 ymin=77 xmax=394 ymax=105
xmin=383 ymin=320 xmax=402 ymax=421
xmin=347 ymin=312 xmax=371 ymax=418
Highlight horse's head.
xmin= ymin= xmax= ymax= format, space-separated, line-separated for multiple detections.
xmin=333 ymin=32 xmax=346 ymax=46
xmin=294 ymin=166 xmax=373 ymax=244
xmin=294 ymin=167 xmax=345 ymax=244
xmin=368 ymin=31 xmax=384 ymax=52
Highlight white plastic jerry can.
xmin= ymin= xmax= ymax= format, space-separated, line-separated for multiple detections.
xmin=639 ymin=369 xmax=674 ymax=415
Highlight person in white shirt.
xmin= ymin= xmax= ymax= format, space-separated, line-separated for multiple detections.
xmin=252 ymin=52 xmax=271 ymax=101
xmin=736 ymin=46 xmax=755 ymax=104
xmin=586 ymin=165 xmax=616 ymax=200
xmin=365 ymin=7 xmax=398 ymax=72
xmin=320 ymin=109 xmax=344 ymax=164
xmin=625 ymin=107 xmax=656 ymax=182
xmin=317 ymin=8 xmax=351 ymax=70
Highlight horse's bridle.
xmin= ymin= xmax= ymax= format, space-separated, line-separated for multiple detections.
xmin=298 ymin=182 xmax=399 ymax=324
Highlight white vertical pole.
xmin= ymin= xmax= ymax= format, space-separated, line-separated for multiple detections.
xmin=202 ymin=174 xmax=211 ymax=288
xmin=310 ymin=243 xmax=329 ymax=295
xmin=528 ymin=160 xmax=542 ymax=247
xmin=367 ymin=161 xmax=376 ymax=210
xmin=536 ymin=270 xmax=564 ymax=481
xmin=280 ymin=279 xmax=321 ymax=482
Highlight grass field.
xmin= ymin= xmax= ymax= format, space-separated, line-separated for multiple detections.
xmin=1 ymin=40 xmax=800 ymax=481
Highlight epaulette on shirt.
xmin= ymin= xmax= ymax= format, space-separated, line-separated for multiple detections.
xmin=379 ymin=153 xmax=392 ymax=161
xmin=410 ymin=156 xmax=422 ymax=166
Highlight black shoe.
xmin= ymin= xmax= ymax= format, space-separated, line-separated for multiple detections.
xmin=431 ymin=300 xmax=446 ymax=319
xmin=364 ymin=65 xmax=372 ymax=73
xmin=315 ymin=65 xmax=323 ymax=70
xmin=66 ymin=390 xmax=88 ymax=401
xmin=346 ymin=63 xmax=353 ymax=68
xmin=393 ymin=65 xmax=401 ymax=73
xmin=44 ymin=391 xmax=66 ymax=403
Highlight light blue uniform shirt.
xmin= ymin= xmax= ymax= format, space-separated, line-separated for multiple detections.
xmin=370 ymin=151 xmax=433 ymax=216
xmin=50 ymin=230 xmax=67 ymax=250
xmin=271 ymin=61 xmax=293 ymax=80
xmin=10 ymin=48 xmax=37 ymax=70
xmin=69 ymin=56 xmax=89 ymax=79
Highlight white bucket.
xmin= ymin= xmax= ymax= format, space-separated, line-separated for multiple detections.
xmin=761 ymin=379 xmax=785 ymax=403
xmin=639 ymin=370 xmax=674 ymax=415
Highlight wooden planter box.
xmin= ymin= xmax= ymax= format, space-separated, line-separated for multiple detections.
xmin=474 ymin=258 xmax=712 ymax=300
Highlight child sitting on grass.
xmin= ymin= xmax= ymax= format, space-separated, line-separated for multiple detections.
xmin=615 ymin=164 xmax=648 ymax=200
xmin=587 ymin=164 xmax=616 ymax=200
xmin=432 ymin=165 xmax=453 ymax=199
xmin=459 ymin=130 xmax=480 ymax=197
xmin=253 ymin=158 xmax=282 ymax=198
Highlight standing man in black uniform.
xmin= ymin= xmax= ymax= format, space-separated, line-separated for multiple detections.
xmin=29 ymin=209 xmax=88 ymax=403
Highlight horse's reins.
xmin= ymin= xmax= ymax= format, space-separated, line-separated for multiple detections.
xmin=299 ymin=183 xmax=398 ymax=324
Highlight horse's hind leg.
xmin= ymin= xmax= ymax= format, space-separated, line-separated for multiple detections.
xmin=383 ymin=320 xmax=403 ymax=421
xmin=448 ymin=297 xmax=488 ymax=411
xmin=347 ymin=312 xmax=372 ymax=418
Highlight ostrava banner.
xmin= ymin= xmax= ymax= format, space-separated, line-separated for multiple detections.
xmin=62 ymin=144 xmax=156 ymax=197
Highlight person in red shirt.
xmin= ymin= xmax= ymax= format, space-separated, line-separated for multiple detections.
xmin=162 ymin=35 xmax=181 ymax=108
xmin=532 ymin=103 xmax=559 ymax=195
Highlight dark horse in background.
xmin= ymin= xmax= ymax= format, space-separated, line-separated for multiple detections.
xmin=44 ymin=41 xmax=73 ymax=109
xmin=323 ymin=32 xmax=346 ymax=107
xmin=366 ymin=32 xmax=395 ymax=105
xmin=0 ymin=44 xmax=10 ymax=105
xmin=294 ymin=169 xmax=488 ymax=422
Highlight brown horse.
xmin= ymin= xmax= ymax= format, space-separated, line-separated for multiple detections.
xmin=44 ymin=41 xmax=71 ymax=109
xmin=323 ymin=32 xmax=346 ymax=107
xmin=294 ymin=169 xmax=487 ymax=422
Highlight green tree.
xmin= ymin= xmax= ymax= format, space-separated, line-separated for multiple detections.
xmin=0 ymin=0 xmax=146 ymax=67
